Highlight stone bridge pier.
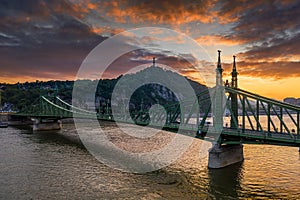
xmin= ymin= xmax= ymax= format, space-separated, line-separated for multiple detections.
xmin=208 ymin=144 xmax=244 ymax=168
xmin=32 ymin=118 xmax=62 ymax=131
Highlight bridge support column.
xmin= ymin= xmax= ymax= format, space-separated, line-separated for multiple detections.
xmin=208 ymin=144 xmax=244 ymax=168
xmin=32 ymin=118 xmax=62 ymax=131
xmin=0 ymin=113 xmax=8 ymax=122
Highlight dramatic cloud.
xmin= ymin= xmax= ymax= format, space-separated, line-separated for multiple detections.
xmin=102 ymin=49 xmax=205 ymax=81
xmin=196 ymin=35 xmax=243 ymax=46
xmin=1 ymin=0 xmax=300 ymax=100
xmin=238 ymin=32 xmax=300 ymax=61
xmin=222 ymin=60 xmax=300 ymax=80
xmin=0 ymin=0 xmax=107 ymax=82
xmin=216 ymin=0 xmax=300 ymax=43
xmin=100 ymin=0 xmax=217 ymax=25
xmin=213 ymin=0 xmax=300 ymax=82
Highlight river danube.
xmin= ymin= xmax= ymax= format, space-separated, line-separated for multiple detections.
xmin=0 ymin=122 xmax=299 ymax=199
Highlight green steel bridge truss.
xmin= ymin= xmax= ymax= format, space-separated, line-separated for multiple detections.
xmin=13 ymin=86 xmax=300 ymax=147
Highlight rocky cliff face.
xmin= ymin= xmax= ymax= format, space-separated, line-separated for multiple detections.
xmin=107 ymin=66 xmax=209 ymax=112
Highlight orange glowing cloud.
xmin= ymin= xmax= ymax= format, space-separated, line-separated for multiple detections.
xmin=195 ymin=35 xmax=245 ymax=46
xmin=100 ymin=0 xmax=217 ymax=25
xmin=91 ymin=26 xmax=125 ymax=35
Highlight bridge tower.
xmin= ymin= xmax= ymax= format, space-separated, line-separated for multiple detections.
xmin=208 ymin=52 xmax=244 ymax=169
xmin=213 ymin=50 xmax=224 ymax=131
xmin=230 ymin=55 xmax=239 ymax=128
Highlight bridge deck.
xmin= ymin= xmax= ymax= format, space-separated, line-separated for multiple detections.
xmin=221 ymin=128 xmax=300 ymax=147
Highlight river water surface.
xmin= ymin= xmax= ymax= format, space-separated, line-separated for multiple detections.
xmin=0 ymin=122 xmax=300 ymax=199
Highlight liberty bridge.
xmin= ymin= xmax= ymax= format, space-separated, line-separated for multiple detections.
xmin=9 ymin=51 xmax=300 ymax=168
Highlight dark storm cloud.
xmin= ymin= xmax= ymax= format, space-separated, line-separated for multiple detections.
xmin=238 ymin=32 xmax=300 ymax=61
xmin=217 ymin=0 xmax=300 ymax=43
xmin=0 ymin=0 xmax=101 ymax=47
xmin=0 ymin=0 xmax=107 ymax=82
xmin=238 ymin=2 xmax=298 ymax=43
xmin=198 ymin=0 xmax=300 ymax=49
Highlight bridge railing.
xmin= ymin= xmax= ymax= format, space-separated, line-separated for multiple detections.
xmin=225 ymin=87 xmax=300 ymax=141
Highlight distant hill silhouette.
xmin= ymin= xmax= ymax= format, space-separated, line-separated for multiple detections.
xmin=0 ymin=66 xmax=209 ymax=112
xmin=112 ymin=66 xmax=208 ymax=111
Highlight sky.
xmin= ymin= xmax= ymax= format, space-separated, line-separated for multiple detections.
xmin=0 ymin=0 xmax=300 ymax=100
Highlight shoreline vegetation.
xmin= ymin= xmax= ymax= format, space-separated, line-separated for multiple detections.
xmin=0 ymin=66 xmax=208 ymax=113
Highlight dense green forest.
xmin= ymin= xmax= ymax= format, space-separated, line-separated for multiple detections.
xmin=0 ymin=66 xmax=209 ymax=112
